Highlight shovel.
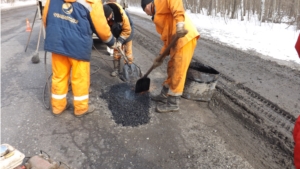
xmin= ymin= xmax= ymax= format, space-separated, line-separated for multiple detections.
xmin=117 ymin=46 xmax=142 ymax=82
xmin=31 ymin=22 xmax=43 ymax=64
xmin=135 ymin=31 xmax=187 ymax=93
xmin=25 ymin=8 xmax=38 ymax=52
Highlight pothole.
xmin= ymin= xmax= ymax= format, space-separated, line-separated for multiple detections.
xmin=100 ymin=83 xmax=151 ymax=127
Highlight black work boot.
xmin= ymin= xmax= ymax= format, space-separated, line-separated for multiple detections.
xmin=156 ymin=95 xmax=180 ymax=113
xmin=111 ymin=60 xmax=120 ymax=77
xmin=151 ymin=86 xmax=169 ymax=103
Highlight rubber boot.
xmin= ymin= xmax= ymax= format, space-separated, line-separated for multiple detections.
xmin=151 ymin=86 xmax=168 ymax=103
xmin=111 ymin=60 xmax=120 ymax=77
xmin=156 ymin=95 xmax=180 ymax=113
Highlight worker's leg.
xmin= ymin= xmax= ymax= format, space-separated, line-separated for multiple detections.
xmin=157 ymin=38 xmax=197 ymax=113
xmin=124 ymin=40 xmax=133 ymax=64
xmin=151 ymin=43 xmax=173 ymax=103
xmin=150 ymin=86 xmax=168 ymax=103
xmin=111 ymin=48 xmax=122 ymax=77
xmin=51 ymin=53 xmax=71 ymax=115
xmin=69 ymin=58 xmax=91 ymax=116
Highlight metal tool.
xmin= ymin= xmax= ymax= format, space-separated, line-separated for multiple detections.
xmin=24 ymin=8 xmax=38 ymax=52
xmin=117 ymin=46 xmax=142 ymax=82
xmin=135 ymin=31 xmax=188 ymax=93
xmin=31 ymin=22 xmax=43 ymax=63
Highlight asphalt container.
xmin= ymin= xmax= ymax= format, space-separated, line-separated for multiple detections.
xmin=182 ymin=61 xmax=219 ymax=102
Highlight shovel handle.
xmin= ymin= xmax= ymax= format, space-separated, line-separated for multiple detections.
xmin=143 ymin=32 xmax=185 ymax=78
xmin=117 ymin=46 xmax=129 ymax=64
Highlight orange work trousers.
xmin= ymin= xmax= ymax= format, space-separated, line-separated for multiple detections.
xmin=113 ymin=40 xmax=133 ymax=64
xmin=51 ymin=53 xmax=90 ymax=115
xmin=163 ymin=38 xmax=197 ymax=96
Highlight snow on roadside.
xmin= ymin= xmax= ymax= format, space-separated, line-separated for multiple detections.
xmin=1 ymin=0 xmax=36 ymax=10
xmin=127 ymin=6 xmax=300 ymax=65
xmin=2 ymin=1 xmax=299 ymax=65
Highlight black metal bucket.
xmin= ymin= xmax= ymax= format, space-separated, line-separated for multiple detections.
xmin=182 ymin=61 xmax=219 ymax=101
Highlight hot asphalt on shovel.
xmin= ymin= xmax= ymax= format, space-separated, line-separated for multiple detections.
xmin=135 ymin=30 xmax=188 ymax=93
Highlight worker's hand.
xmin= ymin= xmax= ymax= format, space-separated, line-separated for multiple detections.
xmin=153 ymin=54 xmax=163 ymax=68
xmin=116 ymin=41 xmax=122 ymax=49
xmin=110 ymin=40 xmax=122 ymax=50
xmin=176 ymin=22 xmax=188 ymax=38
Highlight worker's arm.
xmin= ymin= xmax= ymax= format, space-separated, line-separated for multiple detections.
xmin=42 ymin=0 xmax=50 ymax=27
xmin=169 ymin=0 xmax=186 ymax=38
xmin=168 ymin=0 xmax=185 ymax=24
xmin=89 ymin=0 xmax=115 ymax=47
xmin=158 ymin=0 xmax=185 ymax=56
xmin=118 ymin=10 xmax=131 ymax=44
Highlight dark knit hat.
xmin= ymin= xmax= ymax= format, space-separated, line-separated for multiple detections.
xmin=103 ymin=4 xmax=113 ymax=18
xmin=141 ymin=0 xmax=153 ymax=10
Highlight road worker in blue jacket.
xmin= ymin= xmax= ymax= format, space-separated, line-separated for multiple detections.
xmin=42 ymin=0 xmax=119 ymax=117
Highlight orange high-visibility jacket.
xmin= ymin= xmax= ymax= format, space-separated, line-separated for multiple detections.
xmin=106 ymin=2 xmax=132 ymax=42
xmin=153 ymin=0 xmax=200 ymax=55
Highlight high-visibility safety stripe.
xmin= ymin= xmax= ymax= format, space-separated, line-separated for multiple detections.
xmin=74 ymin=95 xmax=89 ymax=101
xmin=52 ymin=94 xmax=67 ymax=99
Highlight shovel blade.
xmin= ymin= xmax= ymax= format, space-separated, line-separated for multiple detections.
xmin=120 ymin=63 xmax=142 ymax=82
xmin=135 ymin=77 xmax=150 ymax=93
xmin=31 ymin=52 xmax=40 ymax=64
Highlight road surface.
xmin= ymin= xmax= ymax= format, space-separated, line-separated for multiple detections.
xmin=1 ymin=5 xmax=297 ymax=169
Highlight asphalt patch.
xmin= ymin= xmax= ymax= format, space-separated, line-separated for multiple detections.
xmin=100 ymin=83 xmax=151 ymax=127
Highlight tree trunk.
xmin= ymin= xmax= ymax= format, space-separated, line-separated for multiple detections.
xmin=207 ymin=0 xmax=213 ymax=16
xmin=243 ymin=0 xmax=246 ymax=16
xmin=297 ymin=0 xmax=300 ymax=29
xmin=252 ymin=0 xmax=255 ymax=15
xmin=230 ymin=0 xmax=237 ymax=19
xmin=241 ymin=0 xmax=244 ymax=21
xmin=227 ymin=0 xmax=231 ymax=16
xmin=289 ymin=0 xmax=296 ymax=19
xmin=260 ymin=0 xmax=265 ymax=23
xmin=272 ymin=0 xmax=276 ymax=23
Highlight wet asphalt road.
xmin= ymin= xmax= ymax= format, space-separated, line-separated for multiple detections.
xmin=1 ymin=5 xmax=294 ymax=169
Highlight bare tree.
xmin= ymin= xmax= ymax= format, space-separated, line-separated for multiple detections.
xmin=207 ymin=0 xmax=213 ymax=16
xmin=126 ymin=0 xmax=299 ymax=30
xmin=260 ymin=0 xmax=265 ymax=24
xmin=241 ymin=0 xmax=244 ymax=21
xmin=230 ymin=0 xmax=237 ymax=19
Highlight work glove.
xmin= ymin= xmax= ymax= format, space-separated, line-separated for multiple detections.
xmin=116 ymin=41 xmax=122 ymax=49
xmin=110 ymin=40 xmax=122 ymax=50
xmin=176 ymin=22 xmax=188 ymax=38
xmin=153 ymin=54 xmax=164 ymax=68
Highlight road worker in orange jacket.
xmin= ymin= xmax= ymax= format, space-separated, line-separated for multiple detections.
xmin=43 ymin=0 xmax=118 ymax=117
xmin=103 ymin=2 xmax=134 ymax=77
xmin=141 ymin=0 xmax=200 ymax=113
